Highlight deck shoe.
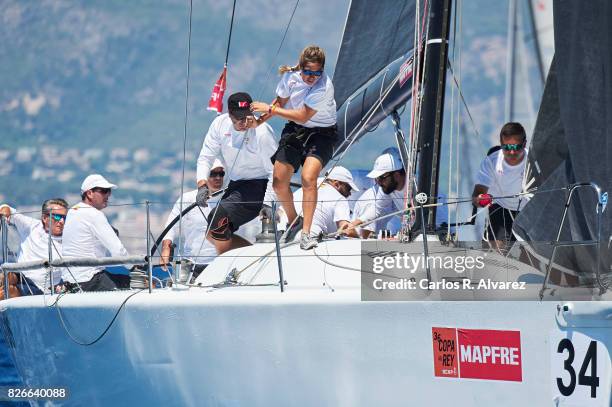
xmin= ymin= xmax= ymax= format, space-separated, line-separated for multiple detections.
xmin=299 ymin=232 xmax=318 ymax=250
xmin=282 ymin=216 xmax=303 ymax=243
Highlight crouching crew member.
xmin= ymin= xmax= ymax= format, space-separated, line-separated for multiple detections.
xmin=196 ymin=92 xmax=277 ymax=255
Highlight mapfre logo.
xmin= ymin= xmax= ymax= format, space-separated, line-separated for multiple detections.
xmin=432 ymin=327 xmax=522 ymax=382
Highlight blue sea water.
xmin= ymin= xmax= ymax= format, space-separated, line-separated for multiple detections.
xmin=0 ymin=335 xmax=21 ymax=385
xmin=0 ymin=335 xmax=28 ymax=406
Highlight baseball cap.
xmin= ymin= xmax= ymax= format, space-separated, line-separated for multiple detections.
xmin=327 ymin=166 xmax=359 ymax=192
xmin=211 ymin=158 xmax=224 ymax=170
xmin=227 ymin=92 xmax=253 ymax=119
xmin=366 ymin=147 xmax=404 ymax=178
xmin=81 ymin=174 xmax=118 ymax=193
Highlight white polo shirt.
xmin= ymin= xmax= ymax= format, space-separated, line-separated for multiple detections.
xmin=476 ymin=149 xmax=528 ymax=211
xmin=62 ymin=202 xmax=128 ymax=283
xmin=359 ymin=183 xmax=408 ymax=223
xmin=196 ymin=114 xmax=277 ymax=204
xmin=163 ymin=190 xmax=220 ymax=265
xmin=276 ymin=71 xmax=337 ymax=128
xmin=2 ymin=207 xmax=63 ymax=291
xmin=352 ymin=185 xmax=388 ymax=233
xmin=293 ymin=183 xmax=351 ymax=237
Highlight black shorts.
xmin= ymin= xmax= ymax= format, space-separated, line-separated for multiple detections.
xmin=207 ymin=179 xmax=267 ymax=241
xmin=272 ymin=121 xmax=338 ymax=173
xmin=487 ymin=204 xmax=518 ymax=241
xmin=79 ymin=270 xmax=131 ymax=292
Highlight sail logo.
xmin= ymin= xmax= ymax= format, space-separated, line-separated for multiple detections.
xmin=432 ymin=327 xmax=522 ymax=382
xmin=399 ymin=56 xmax=414 ymax=88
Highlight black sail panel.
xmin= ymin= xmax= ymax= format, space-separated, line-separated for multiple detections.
xmin=514 ymin=1 xmax=612 ymax=275
xmin=333 ymin=0 xmax=417 ymax=108
xmin=332 ymin=0 xmax=420 ymax=157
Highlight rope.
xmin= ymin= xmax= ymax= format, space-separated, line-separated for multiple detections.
xmin=53 ymin=289 xmax=144 ymax=346
xmin=225 ymin=0 xmax=237 ymax=65
xmin=177 ymin=0 xmax=194 ymax=270
xmin=257 ymin=0 xmax=300 ymax=99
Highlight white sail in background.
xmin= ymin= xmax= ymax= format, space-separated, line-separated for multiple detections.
xmin=529 ymin=0 xmax=554 ymax=76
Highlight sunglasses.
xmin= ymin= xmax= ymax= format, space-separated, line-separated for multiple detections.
xmin=209 ymin=170 xmax=225 ymax=178
xmin=376 ymin=172 xmax=393 ymax=182
xmin=49 ymin=213 xmax=66 ymax=222
xmin=302 ymin=69 xmax=323 ymax=77
xmin=92 ymin=187 xmax=112 ymax=194
xmin=501 ymin=143 xmax=524 ymax=151
xmin=230 ymin=115 xmax=251 ymax=125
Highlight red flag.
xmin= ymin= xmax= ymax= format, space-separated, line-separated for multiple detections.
xmin=207 ymin=66 xmax=227 ymax=114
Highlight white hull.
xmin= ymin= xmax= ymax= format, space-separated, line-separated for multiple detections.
xmin=1 ymin=240 xmax=611 ymax=406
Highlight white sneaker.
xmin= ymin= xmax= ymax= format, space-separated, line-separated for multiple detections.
xmin=300 ymin=232 xmax=318 ymax=250
xmin=282 ymin=216 xmax=303 ymax=243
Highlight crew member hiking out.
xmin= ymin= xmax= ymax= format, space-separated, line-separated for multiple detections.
xmin=250 ymin=45 xmax=338 ymax=250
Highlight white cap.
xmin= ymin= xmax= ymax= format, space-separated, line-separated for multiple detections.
xmin=366 ymin=147 xmax=404 ymax=178
xmin=211 ymin=158 xmax=224 ymax=171
xmin=327 ymin=166 xmax=359 ymax=192
xmin=80 ymin=174 xmax=118 ymax=193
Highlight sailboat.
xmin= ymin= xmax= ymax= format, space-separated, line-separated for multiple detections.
xmin=1 ymin=1 xmax=611 ymax=406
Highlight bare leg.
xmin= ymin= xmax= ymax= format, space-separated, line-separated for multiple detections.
xmin=0 ymin=273 xmax=21 ymax=300
xmin=301 ymin=157 xmax=323 ymax=234
xmin=273 ymin=161 xmax=297 ymax=223
xmin=208 ymin=234 xmax=252 ymax=255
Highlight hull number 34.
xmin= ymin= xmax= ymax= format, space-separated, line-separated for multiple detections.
xmin=551 ymin=331 xmax=611 ymax=406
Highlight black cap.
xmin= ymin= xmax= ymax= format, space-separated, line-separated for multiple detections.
xmin=227 ymin=92 xmax=253 ymax=119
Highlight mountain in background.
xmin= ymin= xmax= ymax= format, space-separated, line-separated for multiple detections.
xmin=0 ymin=0 xmax=544 ymax=212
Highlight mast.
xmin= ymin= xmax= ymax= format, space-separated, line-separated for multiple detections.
xmin=415 ymin=0 xmax=453 ymax=231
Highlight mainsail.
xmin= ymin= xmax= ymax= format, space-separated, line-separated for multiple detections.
xmin=332 ymin=0 xmax=419 ymax=156
xmin=514 ymin=1 xmax=612 ymax=275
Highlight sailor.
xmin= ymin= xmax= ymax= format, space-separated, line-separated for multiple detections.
xmin=250 ymin=45 xmax=338 ymax=250
xmin=0 ymin=199 xmax=67 ymax=298
xmin=290 ymin=166 xmax=358 ymax=239
xmin=472 ymin=122 xmax=529 ymax=248
xmin=347 ymin=148 xmax=406 ymax=235
xmin=196 ymin=92 xmax=278 ymax=255
xmin=62 ymin=174 xmax=131 ymax=291
xmin=160 ymin=159 xmax=225 ymax=278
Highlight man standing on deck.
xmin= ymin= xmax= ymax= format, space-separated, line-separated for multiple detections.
xmin=62 ymin=174 xmax=130 ymax=292
xmin=346 ymin=148 xmax=406 ymax=236
xmin=160 ymin=159 xmax=225 ymax=279
xmin=0 ymin=199 xmax=68 ymax=298
xmin=196 ymin=92 xmax=278 ymax=255
xmin=291 ymin=166 xmax=358 ymax=239
xmin=472 ymin=122 xmax=529 ymax=249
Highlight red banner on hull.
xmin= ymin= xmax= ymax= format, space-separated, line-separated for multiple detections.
xmin=432 ymin=327 xmax=522 ymax=382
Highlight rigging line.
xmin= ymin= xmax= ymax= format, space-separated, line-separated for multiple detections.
xmin=177 ymin=0 xmax=194 ymax=269
xmin=454 ymin=0 xmax=463 ymax=238
xmin=49 ymin=238 xmax=83 ymax=293
xmin=447 ymin=0 xmax=459 ymax=240
xmin=257 ymin=0 xmax=300 ymax=99
xmin=54 ymin=289 xmax=144 ymax=346
xmin=446 ymin=60 xmax=486 ymax=154
xmin=225 ymin=0 xmax=237 ymax=65
xmin=325 ymin=53 xmax=417 ymax=181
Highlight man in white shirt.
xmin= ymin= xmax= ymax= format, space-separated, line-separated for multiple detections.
xmin=350 ymin=184 xmax=386 ymax=239
xmin=0 ymin=199 xmax=67 ymax=298
xmin=292 ymin=166 xmax=358 ymax=238
xmin=347 ymin=148 xmax=407 ymax=235
xmin=472 ymin=122 xmax=529 ymax=248
xmin=197 ymin=92 xmax=278 ymax=255
xmin=160 ymin=160 xmax=225 ymax=279
xmin=62 ymin=174 xmax=130 ymax=292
